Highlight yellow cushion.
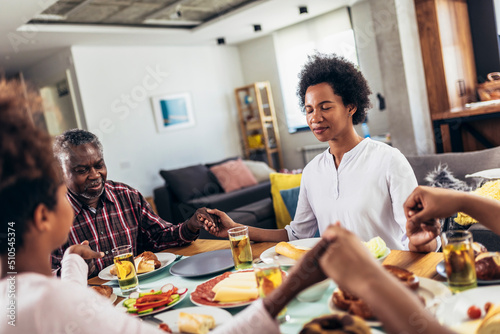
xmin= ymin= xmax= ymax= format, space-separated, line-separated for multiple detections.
xmin=455 ymin=179 xmax=500 ymax=225
xmin=270 ymin=173 xmax=302 ymax=229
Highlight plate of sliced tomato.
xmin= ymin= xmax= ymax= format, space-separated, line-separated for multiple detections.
xmin=116 ymin=283 xmax=188 ymax=317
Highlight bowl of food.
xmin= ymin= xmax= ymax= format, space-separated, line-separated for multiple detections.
xmin=296 ymin=279 xmax=331 ymax=303
xmin=364 ymin=237 xmax=390 ymax=263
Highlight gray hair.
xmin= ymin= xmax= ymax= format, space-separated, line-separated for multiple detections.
xmin=53 ymin=129 xmax=103 ymax=162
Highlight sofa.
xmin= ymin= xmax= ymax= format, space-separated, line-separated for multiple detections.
xmin=153 ymin=158 xmax=277 ymax=239
xmin=406 ymin=146 xmax=500 ymax=251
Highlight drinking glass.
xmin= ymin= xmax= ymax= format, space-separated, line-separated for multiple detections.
xmin=253 ymin=258 xmax=287 ymax=320
xmin=228 ymin=226 xmax=253 ymax=270
xmin=441 ymin=230 xmax=477 ymax=293
xmin=112 ymin=245 xmax=139 ymax=295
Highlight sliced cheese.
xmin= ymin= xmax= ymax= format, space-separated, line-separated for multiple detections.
xmin=213 ymin=287 xmax=258 ymax=303
xmin=212 ymin=279 xmax=257 ymax=293
xmin=229 ymin=272 xmax=257 ymax=280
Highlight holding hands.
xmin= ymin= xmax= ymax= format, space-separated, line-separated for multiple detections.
xmin=203 ymin=208 xmax=240 ymax=238
xmin=186 ymin=207 xmax=221 ymax=233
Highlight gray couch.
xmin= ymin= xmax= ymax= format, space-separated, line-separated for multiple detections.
xmin=406 ymin=146 xmax=500 ymax=251
xmin=153 ymin=158 xmax=276 ymax=239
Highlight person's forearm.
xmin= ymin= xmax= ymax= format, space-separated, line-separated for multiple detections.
xmin=459 ymin=193 xmax=500 ymax=235
xmin=360 ymin=273 xmax=453 ymax=334
xmin=247 ymin=226 xmax=289 ymax=242
xmin=262 ymin=273 xmax=303 ymax=317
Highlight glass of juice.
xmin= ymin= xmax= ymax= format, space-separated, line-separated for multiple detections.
xmin=253 ymin=258 xmax=287 ymax=320
xmin=441 ymin=230 xmax=477 ymax=293
xmin=112 ymin=245 xmax=139 ymax=295
xmin=228 ymin=226 xmax=253 ymax=270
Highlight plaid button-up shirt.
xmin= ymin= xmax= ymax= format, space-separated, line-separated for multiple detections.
xmin=51 ymin=180 xmax=198 ymax=277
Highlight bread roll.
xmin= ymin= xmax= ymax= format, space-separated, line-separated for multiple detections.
xmin=300 ymin=313 xmax=371 ymax=334
xmin=109 ymin=251 xmax=161 ymax=276
xmin=275 ymin=242 xmax=309 ymax=261
xmin=477 ymin=304 xmax=500 ymax=334
xmin=475 ymin=253 xmax=500 ymax=280
xmin=178 ymin=312 xmax=215 ymax=334
xmin=91 ymin=285 xmax=113 ymax=298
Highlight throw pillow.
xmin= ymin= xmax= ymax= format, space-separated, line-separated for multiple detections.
xmin=205 ymin=156 xmax=239 ymax=169
xmin=159 ymin=164 xmax=219 ymax=202
xmin=270 ymin=173 xmax=302 ymax=229
xmin=279 ymin=186 xmax=300 ymax=220
xmin=209 ymin=158 xmax=258 ymax=193
xmin=242 ymin=160 xmax=276 ymax=183
xmin=455 ymin=179 xmax=500 ymax=225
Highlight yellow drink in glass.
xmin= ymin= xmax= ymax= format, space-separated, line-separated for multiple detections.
xmin=253 ymin=258 xmax=287 ymax=319
xmin=441 ymin=231 xmax=477 ymax=293
xmin=112 ymin=245 xmax=139 ymax=294
xmin=228 ymin=227 xmax=253 ymax=270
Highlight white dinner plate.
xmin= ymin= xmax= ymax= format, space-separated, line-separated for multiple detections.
xmin=154 ymin=306 xmax=233 ymax=333
xmin=328 ymin=277 xmax=451 ymax=327
xmin=109 ymin=293 xmax=117 ymax=304
xmin=436 ymin=285 xmax=500 ymax=332
xmin=436 ymin=260 xmax=500 ymax=285
xmin=116 ymin=287 xmax=187 ymax=317
xmin=98 ymin=252 xmax=176 ymax=281
xmin=260 ymin=238 xmax=320 ymax=266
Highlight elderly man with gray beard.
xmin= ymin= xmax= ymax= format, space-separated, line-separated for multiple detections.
xmin=51 ymin=129 xmax=214 ymax=277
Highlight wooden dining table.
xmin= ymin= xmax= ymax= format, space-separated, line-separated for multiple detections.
xmin=88 ymin=239 xmax=447 ymax=301
xmin=87 ymin=239 xmax=451 ymax=333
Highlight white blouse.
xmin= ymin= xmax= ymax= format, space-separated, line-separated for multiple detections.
xmin=285 ymin=138 xmax=418 ymax=250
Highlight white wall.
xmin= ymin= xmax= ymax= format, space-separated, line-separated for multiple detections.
xmin=351 ymin=1 xmax=389 ymax=137
xmin=70 ymin=45 xmax=244 ymax=196
xmin=23 ymin=48 xmax=87 ymax=130
xmin=396 ymin=0 xmax=434 ymax=154
xmin=237 ymin=35 xmax=319 ymax=170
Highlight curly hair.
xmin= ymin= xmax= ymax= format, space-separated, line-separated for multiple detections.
xmin=296 ymin=53 xmax=372 ymax=125
xmin=0 ymin=79 xmax=62 ymax=254
xmin=53 ymin=128 xmax=103 ymax=163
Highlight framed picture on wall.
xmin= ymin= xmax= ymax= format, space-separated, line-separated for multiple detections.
xmin=151 ymin=92 xmax=195 ymax=133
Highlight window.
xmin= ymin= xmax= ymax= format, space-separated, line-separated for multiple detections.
xmin=274 ymin=7 xmax=358 ymax=133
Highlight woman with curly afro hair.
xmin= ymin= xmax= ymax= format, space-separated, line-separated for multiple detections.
xmin=290 ymin=53 xmax=436 ymax=252
xmin=206 ymin=53 xmax=437 ymax=253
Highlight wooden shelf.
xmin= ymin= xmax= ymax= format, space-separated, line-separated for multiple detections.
xmin=235 ymin=81 xmax=284 ymax=170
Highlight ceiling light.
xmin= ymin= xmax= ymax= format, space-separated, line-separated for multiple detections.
xmin=299 ymin=6 xmax=308 ymax=14
xmin=253 ymin=24 xmax=262 ymax=32
xmin=217 ymin=37 xmax=225 ymax=45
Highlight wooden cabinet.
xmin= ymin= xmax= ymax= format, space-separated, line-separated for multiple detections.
xmin=415 ymin=0 xmax=477 ymax=116
xmin=413 ymin=0 xmax=500 ymax=152
xmin=234 ymin=81 xmax=283 ymax=170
